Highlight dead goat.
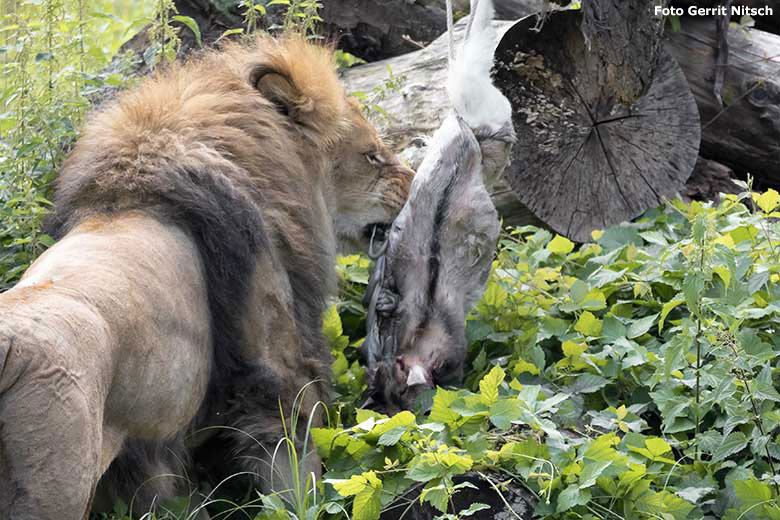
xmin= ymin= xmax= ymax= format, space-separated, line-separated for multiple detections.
xmin=363 ymin=0 xmax=515 ymax=412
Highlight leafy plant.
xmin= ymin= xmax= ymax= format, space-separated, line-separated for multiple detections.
xmin=315 ymin=184 xmax=780 ymax=519
xmin=0 ymin=0 xmax=153 ymax=290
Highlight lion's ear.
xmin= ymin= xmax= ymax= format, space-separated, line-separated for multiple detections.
xmin=250 ymin=64 xmax=314 ymax=122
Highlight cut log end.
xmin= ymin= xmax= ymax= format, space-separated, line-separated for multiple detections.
xmin=494 ymin=10 xmax=701 ymax=242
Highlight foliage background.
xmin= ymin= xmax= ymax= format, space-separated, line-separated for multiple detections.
xmin=0 ymin=0 xmax=154 ymax=289
xmin=3 ymin=2 xmax=780 ymax=520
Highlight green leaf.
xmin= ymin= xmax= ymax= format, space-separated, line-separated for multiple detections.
xmin=676 ymin=486 xmax=715 ymax=503
xmin=420 ymin=482 xmax=448 ymax=513
xmin=557 ymin=484 xmax=590 ymax=512
xmin=377 ymin=426 xmax=407 ymax=446
xmin=548 ymin=234 xmax=575 ymax=254
xmin=479 ymin=365 xmax=505 ymax=405
xmin=754 ymin=188 xmax=780 ymax=213
xmin=659 ymin=299 xmax=685 ymax=332
xmin=430 ymin=388 xmax=460 ymax=425
xmin=323 ymin=304 xmax=348 ymax=349
xmin=567 ymin=374 xmax=609 ymax=394
xmin=579 ymin=459 xmax=612 ymax=488
xmin=461 ymin=503 xmax=491 ymax=516
xmin=172 ymin=15 xmax=202 ymax=46
xmin=683 ymin=272 xmax=706 ymax=317
xmin=353 ymin=486 xmax=382 ymax=520
xmin=710 ymin=431 xmax=748 ymax=462
xmin=489 ymin=398 xmax=523 ymax=430
xmin=366 ymin=410 xmax=416 ymax=442
xmin=735 ymin=478 xmax=773 ymax=508
xmin=636 ymin=490 xmax=695 ymax=520
xmin=562 ymin=340 xmax=587 ymax=358
xmin=574 ymin=311 xmax=602 ymax=336
xmin=645 ymin=437 xmax=672 ymax=457
xmin=627 ymin=313 xmax=658 ymax=339
xmin=218 ymin=28 xmax=244 ymax=40
xmin=581 ymin=289 xmax=607 ymax=311
xmin=332 ymin=472 xmax=371 ymax=496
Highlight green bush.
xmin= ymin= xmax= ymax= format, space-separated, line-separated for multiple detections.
xmin=320 ymin=185 xmax=780 ymax=520
xmin=0 ymin=0 xmax=153 ymax=290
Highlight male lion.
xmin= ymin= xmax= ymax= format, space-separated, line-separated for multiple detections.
xmin=0 ymin=35 xmax=412 ymax=519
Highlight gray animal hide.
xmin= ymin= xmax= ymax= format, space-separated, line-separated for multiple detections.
xmin=363 ymin=115 xmax=506 ymax=412
xmin=362 ymin=0 xmax=514 ymax=413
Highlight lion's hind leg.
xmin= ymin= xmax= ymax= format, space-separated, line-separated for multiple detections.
xmin=0 ymin=333 xmax=103 ymax=520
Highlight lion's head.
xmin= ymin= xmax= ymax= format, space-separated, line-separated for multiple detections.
xmin=330 ymin=99 xmax=414 ymax=253
xmin=239 ymin=36 xmax=414 ymax=254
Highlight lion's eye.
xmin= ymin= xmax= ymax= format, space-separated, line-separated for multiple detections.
xmin=365 ymin=152 xmax=386 ymax=166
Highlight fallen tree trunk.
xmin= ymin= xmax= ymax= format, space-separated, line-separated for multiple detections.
xmin=667 ymin=16 xmax=780 ymax=187
xmin=671 ymin=1 xmax=780 ymax=34
xmin=164 ymin=0 xmax=545 ymax=61
xmin=341 ymin=14 xmax=780 ymax=232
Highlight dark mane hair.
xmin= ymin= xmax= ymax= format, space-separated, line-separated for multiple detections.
xmin=45 ymin=34 xmax=349 ymax=509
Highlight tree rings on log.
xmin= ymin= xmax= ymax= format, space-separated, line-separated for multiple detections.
xmin=493 ymin=10 xmax=701 ymax=242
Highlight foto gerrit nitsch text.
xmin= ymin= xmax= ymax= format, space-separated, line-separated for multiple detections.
xmin=655 ymin=5 xmax=774 ymax=17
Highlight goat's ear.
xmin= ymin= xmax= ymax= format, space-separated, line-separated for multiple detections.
xmin=249 ymin=64 xmax=314 ymax=121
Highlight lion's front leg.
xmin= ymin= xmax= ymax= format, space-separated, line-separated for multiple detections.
xmin=0 ymin=333 xmax=107 ymax=520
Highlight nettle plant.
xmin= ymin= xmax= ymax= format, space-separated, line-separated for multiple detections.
xmin=0 ymin=0 xmax=154 ymax=290
xmin=323 ymin=182 xmax=780 ymax=520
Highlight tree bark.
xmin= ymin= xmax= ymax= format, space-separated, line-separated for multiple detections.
xmin=667 ymin=16 xmax=780 ymax=188
xmin=493 ymin=4 xmax=700 ymax=242
xmin=681 ymin=157 xmax=739 ymax=202
xmin=671 ymin=1 xmax=780 ymax=34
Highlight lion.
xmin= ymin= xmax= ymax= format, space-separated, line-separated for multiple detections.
xmin=0 ymin=34 xmax=413 ymax=519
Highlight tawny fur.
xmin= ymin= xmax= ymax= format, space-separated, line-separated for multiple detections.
xmin=0 ymin=34 xmax=412 ymax=518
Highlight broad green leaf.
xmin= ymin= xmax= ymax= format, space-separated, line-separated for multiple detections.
xmin=659 ymin=299 xmax=685 ymax=332
xmin=636 ymin=490 xmax=695 ymax=520
xmin=512 ymin=358 xmax=540 ymax=375
xmin=489 ymin=398 xmax=523 ymax=430
xmin=353 ymin=482 xmax=382 ymax=520
xmin=557 ymin=484 xmax=590 ymax=512
xmin=420 ymin=482 xmax=448 ymax=513
xmin=479 ymin=365 xmax=506 ymax=405
xmin=710 ymin=432 xmax=748 ymax=462
xmin=676 ymin=486 xmax=715 ymax=503
xmin=562 ymin=340 xmax=587 ymax=358
xmin=567 ymin=374 xmax=609 ymax=394
xmin=579 ymin=459 xmax=612 ymax=488
xmin=377 ymin=426 xmax=407 ymax=446
xmin=581 ymin=289 xmax=607 ymax=311
xmin=627 ymin=313 xmax=658 ymax=339
xmin=430 ymin=388 xmax=460 ymax=424
xmin=735 ymin=478 xmax=773 ymax=508
xmin=331 ymin=471 xmax=378 ymax=496
xmin=366 ymin=411 xmax=416 ymax=442
xmin=548 ymin=234 xmax=575 ymax=254
xmin=645 ymin=437 xmax=672 ymax=457
xmin=753 ymin=188 xmax=780 ymax=213
xmin=574 ymin=311 xmax=602 ymax=336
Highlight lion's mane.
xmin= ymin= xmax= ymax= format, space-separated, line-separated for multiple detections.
xmin=45 ymin=35 xmax=351 ymax=502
